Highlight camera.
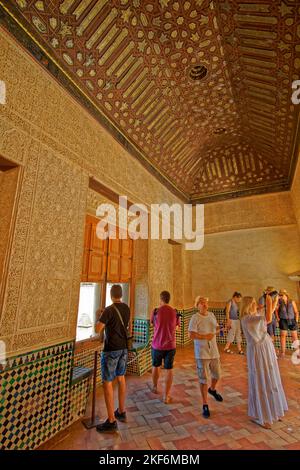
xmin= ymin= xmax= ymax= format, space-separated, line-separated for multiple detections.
xmin=264 ymin=290 xmax=278 ymax=297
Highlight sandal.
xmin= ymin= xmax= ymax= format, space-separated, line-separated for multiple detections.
xmin=238 ymin=350 xmax=245 ymax=355
xmin=224 ymin=349 xmax=233 ymax=354
xmin=251 ymin=419 xmax=271 ymax=429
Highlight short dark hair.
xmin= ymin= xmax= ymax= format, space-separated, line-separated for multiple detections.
xmin=160 ymin=290 xmax=170 ymax=304
xmin=233 ymin=291 xmax=242 ymax=298
xmin=111 ymin=284 xmax=122 ymax=299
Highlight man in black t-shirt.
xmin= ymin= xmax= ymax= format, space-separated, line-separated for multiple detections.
xmin=95 ymin=284 xmax=130 ymax=432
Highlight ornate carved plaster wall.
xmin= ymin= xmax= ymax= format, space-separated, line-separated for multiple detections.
xmin=0 ymin=29 xmax=188 ymax=353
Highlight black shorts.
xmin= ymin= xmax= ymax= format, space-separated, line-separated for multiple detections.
xmin=279 ymin=319 xmax=298 ymax=331
xmin=151 ymin=348 xmax=176 ymax=369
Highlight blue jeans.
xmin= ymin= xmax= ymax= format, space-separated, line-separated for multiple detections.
xmin=101 ymin=349 xmax=128 ymax=382
xmin=267 ymin=318 xmax=277 ymax=337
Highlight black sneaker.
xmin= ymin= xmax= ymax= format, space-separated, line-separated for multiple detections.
xmin=208 ymin=388 xmax=223 ymax=402
xmin=202 ymin=404 xmax=210 ymax=418
xmin=96 ymin=419 xmax=118 ymax=433
xmin=114 ymin=408 xmax=127 ymax=422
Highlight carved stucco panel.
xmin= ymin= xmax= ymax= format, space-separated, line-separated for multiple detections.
xmin=0 ymin=39 xmax=42 ymax=125
xmin=12 ymin=326 xmax=71 ymax=352
xmin=291 ymin=156 xmax=300 ymax=233
xmin=133 ymin=238 xmax=149 ymax=318
xmin=0 ymin=143 xmax=39 ymax=337
xmin=172 ymin=245 xmax=184 ymax=309
xmin=0 ymin=116 xmax=29 ymax=165
xmin=17 ymin=149 xmax=86 ymax=332
xmin=148 ymin=239 xmax=173 ymax=312
xmin=204 ymin=192 xmax=296 ymax=235
xmin=0 ymin=136 xmax=88 ymax=353
xmin=68 ymin=172 xmax=89 ymax=339
xmin=183 ymin=251 xmax=193 ymax=308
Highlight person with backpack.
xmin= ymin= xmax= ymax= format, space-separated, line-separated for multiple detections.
xmin=95 ymin=284 xmax=130 ymax=432
xmin=276 ymin=289 xmax=299 ymax=358
xmin=150 ymin=291 xmax=180 ymax=404
xmin=258 ymin=286 xmax=279 ymax=350
xmin=224 ymin=292 xmax=244 ymax=355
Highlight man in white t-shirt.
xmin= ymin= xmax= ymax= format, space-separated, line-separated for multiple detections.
xmin=188 ymin=296 xmax=223 ymax=418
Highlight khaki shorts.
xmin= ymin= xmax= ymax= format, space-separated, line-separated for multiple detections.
xmin=196 ymin=358 xmax=221 ymax=384
xmin=226 ymin=319 xmax=242 ymax=344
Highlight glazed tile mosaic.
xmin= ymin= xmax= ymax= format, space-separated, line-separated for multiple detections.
xmin=70 ymin=378 xmax=91 ymax=424
xmin=74 ymin=343 xmax=103 ymax=387
xmin=176 ymin=308 xmax=195 ymax=346
xmin=127 ymin=319 xmax=153 ymax=376
xmin=127 ymin=344 xmax=152 ymax=377
xmin=0 ymin=341 xmax=91 ymax=450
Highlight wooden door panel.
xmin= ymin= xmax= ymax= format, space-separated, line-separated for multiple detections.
xmin=107 ymin=255 xmax=120 ymax=282
xmin=83 ymin=223 xmax=91 ymax=248
xmin=91 ymin=222 xmax=107 ymax=253
xmin=81 ymin=216 xmax=134 ymax=284
xmin=109 ymin=239 xmax=120 ymax=255
xmin=109 ymin=228 xmax=120 ymax=255
xmin=120 ymin=257 xmax=132 ymax=282
xmin=81 ymin=222 xmax=91 ymax=282
xmin=81 ymin=252 xmax=89 ymax=282
xmin=88 ymin=252 xmax=107 ymax=282
xmin=121 ymin=238 xmax=133 ymax=257
xmin=86 ymin=219 xmax=108 ymax=281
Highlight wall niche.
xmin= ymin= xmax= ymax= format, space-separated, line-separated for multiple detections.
xmin=0 ymin=155 xmax=22 ymax=305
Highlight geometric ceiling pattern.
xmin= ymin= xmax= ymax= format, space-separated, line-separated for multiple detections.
xmin=1 ymin=0 xmax=300 ymax=202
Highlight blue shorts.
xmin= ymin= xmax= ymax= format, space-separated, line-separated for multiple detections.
xmin=101 ymin=349 xmax=128 ymax=382
xmin=151 ymin=348 xmax=176 ymax=369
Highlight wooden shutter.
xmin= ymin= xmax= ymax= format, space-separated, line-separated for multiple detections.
xmin=81 ymin=222 xmax=91 ymax=282
xmin=120 ymin=238 xmax=133 ymax=282
xmin=107 ymin=229 xmax=121 ymax=281
xmin=81 ymin=215 xmax=108 ymax=283
xmin=81 ymin=219 xmax=134 ymax=283
xmin=121 ymin=238 xmax=133 ymax=257
xmin=87 ymin=222 xmax=107 ymax=282
xmin=107 ymin=255 xmax=120 ymax=282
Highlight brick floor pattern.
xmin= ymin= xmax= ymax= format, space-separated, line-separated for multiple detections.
xmin=39 ymin=346 xmax=300 ymax=450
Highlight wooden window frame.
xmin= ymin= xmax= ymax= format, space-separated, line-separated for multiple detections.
xmin=76 ymin=215 xmax=135 ymax=344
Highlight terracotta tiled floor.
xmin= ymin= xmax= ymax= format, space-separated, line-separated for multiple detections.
xmin=39 ymin=345 xmax=300 ymax=450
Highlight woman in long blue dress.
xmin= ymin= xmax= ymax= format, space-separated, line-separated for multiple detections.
xmin=240 ymin=296 xmax=288 ymax=429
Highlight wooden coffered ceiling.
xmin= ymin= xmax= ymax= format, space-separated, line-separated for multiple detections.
xmin=1 ymin=0 xmax=300 ymax=202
